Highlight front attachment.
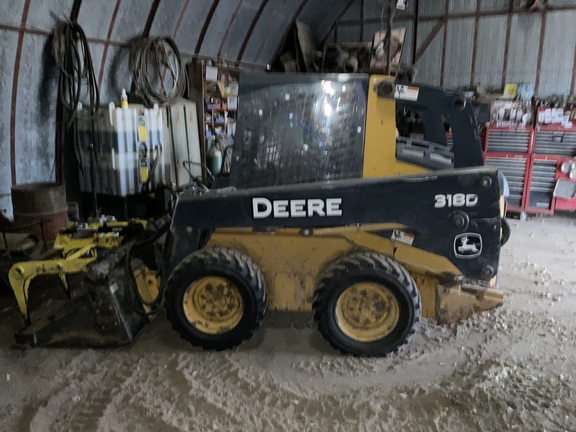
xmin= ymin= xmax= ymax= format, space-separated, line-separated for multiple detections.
xmin=15 ymin=246 xmax=157 ymax=348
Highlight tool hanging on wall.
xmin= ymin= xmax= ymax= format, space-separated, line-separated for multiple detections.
xmin=129 ymin=36 xmax=187 ymax=107
xmin=51 ymin=21 xmax=100 ymax=124
xmin=51 ymin=20 xmax=100 ymax=215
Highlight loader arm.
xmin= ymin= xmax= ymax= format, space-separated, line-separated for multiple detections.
xmin=391 ymin=80 xmax=485 ymax=169
xmin=170 ymin=166 xmax=504 ymax=282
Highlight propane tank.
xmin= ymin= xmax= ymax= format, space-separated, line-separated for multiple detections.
xmin=206 ymin=141 xmax=222 ymax=176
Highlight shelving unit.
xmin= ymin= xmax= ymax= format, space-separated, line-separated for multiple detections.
xmin=187 ymin=60 xmax=241 ymax=177
xmin=205 ymin=108 xmax=236 ymax=127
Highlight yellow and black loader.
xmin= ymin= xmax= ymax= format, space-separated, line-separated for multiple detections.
xmin=166 ymin=74 xmax=510 ymax=356
xmin=7 ymin=75 xmax=510 ymax=356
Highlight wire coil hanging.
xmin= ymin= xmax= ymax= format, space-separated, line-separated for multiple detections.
xmin=129 ymin=36 xmax=187 ymax=107
xmin=51 ymin=20 xmax=100 ymax=122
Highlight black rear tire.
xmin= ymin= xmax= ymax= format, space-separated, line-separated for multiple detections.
xmin=166 ymin=247 xmax=266 ymax=350
xmin=313 ymin=252 xmax=421 ymax=357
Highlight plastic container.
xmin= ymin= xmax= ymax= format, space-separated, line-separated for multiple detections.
xmin=163 ymin=100 xmax=202 ymax=187
xmin=76 ymin=103 xmax=165 ymax=196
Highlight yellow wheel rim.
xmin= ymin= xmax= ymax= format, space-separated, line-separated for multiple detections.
xmin=335 ymin=282 xmax=400 ymax=342
xmin=182 ymin=276 xmax=244 ymax=335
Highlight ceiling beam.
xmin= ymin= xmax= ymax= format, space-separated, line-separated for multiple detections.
xmin=98 ymin=0 xmax=122 ymax=88
xmin=237 ymin=0 xmax=270 ymax=62
xmin=439 ymin=0 xmax=449 ymax=87
xmin=269 ymin=0 xmax=310 ymax=64
xmin=218 ymin=0 xmax=245 ymax=58
xmin=500 ymin=0 xmax=514 ymax=88
xmin=416 ymin=3 xmax=576 ymax=22
xmin=195 ymin=0 xmax=221 ymax=54
xmin=469 ymin=0 xmax=481 ymax=85
xmin=142 ymin=0 xmax=161 ymax=36
xmin=173 ymin=0 xmax=191 ymax=39
xmin=320 ymin=0 xmax=356 ymax=47
xmin=414 ymin=17 xmax=445 ymax=62
xmin=534 ymin=8 xmax=548 ymax=94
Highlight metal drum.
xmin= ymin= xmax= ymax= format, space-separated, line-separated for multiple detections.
xmin=11 ymin=182 xmax=68 ymax=242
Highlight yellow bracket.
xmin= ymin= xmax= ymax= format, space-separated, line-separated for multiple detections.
xmin=8 ymin=245 xmax=98 ymax=321
xmin=55 ymin=232 xmax=124 ymax=256
xmin=133 ymin=266 xmax=161 ymax=314
xmin=8 ymin=219 xmax=148 ymax=321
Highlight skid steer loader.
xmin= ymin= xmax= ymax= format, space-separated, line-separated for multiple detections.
xmin=165 ymin=74 xmax=510 ymax=356
xmin=6 ymin=75 xmax=509 ymax=356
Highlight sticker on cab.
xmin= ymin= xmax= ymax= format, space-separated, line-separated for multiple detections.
xmin=394 ymin=84 xmax=419 ymax=101
xmin=392 ymin=229 xmax=415 ymax=246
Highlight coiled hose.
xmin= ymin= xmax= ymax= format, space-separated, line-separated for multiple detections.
xmin=51 ymin=20 xmax=100 ymax=203
xmin=51 ymin=20 xmax=100 ymax=123
xmin=129 ymin=36 xmax=187 ymax=107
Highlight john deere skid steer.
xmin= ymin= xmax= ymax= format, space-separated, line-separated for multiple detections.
xmin=6 ymin=75 xmax=509 ymax=356
xmin=165 ymin=75 xmax=510 ymax=356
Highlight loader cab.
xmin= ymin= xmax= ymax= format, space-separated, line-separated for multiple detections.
xmin=229 ymin=73 xmax=485 ymax=189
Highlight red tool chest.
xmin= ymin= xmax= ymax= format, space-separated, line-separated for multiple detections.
xmin=483 ymin=116 xmax=576 ymax=217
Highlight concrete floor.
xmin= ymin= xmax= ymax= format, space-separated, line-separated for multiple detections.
xmin=1 ymin=217 xmax=576 ymax=432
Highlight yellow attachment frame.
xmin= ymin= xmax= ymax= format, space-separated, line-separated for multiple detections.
xmin=9 ymin=244 xmax=98 ymax=321
xmin=8 ymin=221 xmax=146 ymax=321
xmin=133 ymin=265 xmax=161 ymax=315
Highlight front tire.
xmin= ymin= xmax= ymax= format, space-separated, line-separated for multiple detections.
xmin=313 ymin=252 xmax=421 ymax=357
xmin=166 ymin=247 xmax=266 ymax=350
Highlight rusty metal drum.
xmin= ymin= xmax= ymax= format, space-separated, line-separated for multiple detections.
xmin=11 ymin=182 xmax=68 ymax=242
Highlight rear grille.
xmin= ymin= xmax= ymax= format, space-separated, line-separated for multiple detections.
xmin=486 ymin=129 xmax=531 ymax=153
xmin=485 ymin=156 xmax=527 ymax=208
xmin=534 ymin=131 xmax=576 ymax=156
xmin=528 ymin=159 xmax=557 ymax=210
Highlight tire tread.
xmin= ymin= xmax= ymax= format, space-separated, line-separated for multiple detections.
xmin=166 ymin=247 xmax=266 ymax=350
xmin=313 ymin=252 xmax=421 ymax=357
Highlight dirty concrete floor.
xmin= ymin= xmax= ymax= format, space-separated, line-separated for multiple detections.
xmin=1 ymin=217 xmax=576 ymax=432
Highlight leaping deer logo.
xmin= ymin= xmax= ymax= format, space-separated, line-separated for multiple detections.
xmin=458 ymin=236 xmax=479 ymax=254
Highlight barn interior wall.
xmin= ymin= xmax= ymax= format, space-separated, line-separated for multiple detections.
xmin=332 ymin=0 xmax=576 ymax=96
xmin=0 ymin=0 xmax=351 ymax=218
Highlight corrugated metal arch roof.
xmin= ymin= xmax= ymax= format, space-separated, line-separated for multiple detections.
xmin=0 ymin=0 xmax=354 ymax=215
xmin=27 ymin=0 xmax=354 ymax=66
